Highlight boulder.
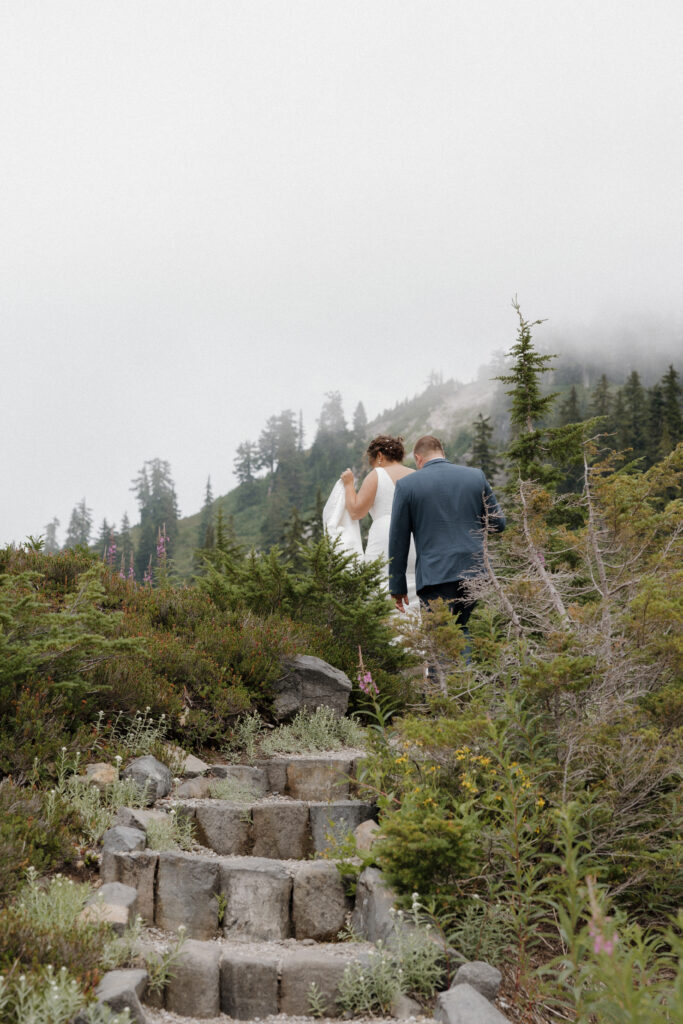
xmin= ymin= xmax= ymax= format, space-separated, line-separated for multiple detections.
xmin=93 ymin=969 xmax=148 ymax=1024
xmin=351 ymin=867 xmax=397 ymax=943
xmin=292 ymin=860 xmax=352 ymax=941
xmin=434 ymin=983 xmax=512 ymax=1024
xmin=209 ymin=764 xmax=268 ymax=797
xmin=85 ymin=763 xmax=118 ymax=790
xmin=114 ymin=807 xmax=169 ymax=832
xmin=252 ymin=801 xmax=311 ymax=859
xmin=220 ymin=951 xmax=279 ymax=1018
xmin=219 ymin=857 xmax=292 ymax=940
xmin=181 ymin=754 xmax=209 ymax=778
xmin=101 ymin=851 xmax=158 ymax=924
xmin=122 ymin=755 xmax=172 ymax=805
xmin=391 ymin=993 xmax=423 ymax=1017
xmin=453 ymin=961 xmax=502 ymax=1002
xmin=165 ymin=939 xmax=221 ymax=1018
xmin=354 ymin=819 xmax=381 ymax=852
xmin=155 ymin=852 xmax=220 ymax=938
xmin=271 ymin=654 xmax=352 ymax=721
xmin=81 ymin=882 xmax=138 ymax=934
xmin=100 ymin=825 xmax=146 ymax=880
xmin=174 ymin=777 xmax=212 ymax=799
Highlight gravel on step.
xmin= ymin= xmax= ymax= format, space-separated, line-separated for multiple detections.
xmin=144 ymin=1011 xmax=431 ymax=1024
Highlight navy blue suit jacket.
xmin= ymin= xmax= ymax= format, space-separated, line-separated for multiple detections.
xmin=388 ymin=459 xmax=505 ymax=596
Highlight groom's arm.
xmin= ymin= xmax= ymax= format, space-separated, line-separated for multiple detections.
xmin=388 ymin=482 xmax=412 ymax=599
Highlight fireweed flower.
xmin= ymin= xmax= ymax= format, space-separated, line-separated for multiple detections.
xmin=586 ymin=876 xmax=618 ymax=956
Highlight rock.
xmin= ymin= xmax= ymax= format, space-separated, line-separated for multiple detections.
xmin=453 ymin=961 xmax=502 ymax=1002
xmin=182 ymin=754 xmax=209 ymax=778
xmin=292 ymin=860 xmax=352 ymax=941
xmin=102 ymin=851 xmax=158 ymax=924
xmin=100 ymin=825 xmax=147 ymax=880
xmin=114 ymin=807 xmax=169 ymax=832
xmin=391 ymin=993 xmax=423 ymax=1017
xmin=155 ymin=852 xmax=220 ymax=939
xmin=279 ymin=948 xmax=350 ymax=1015
xmin=271 ymin=654 xmax=352 ymax=721
xmin=174 ymin=777 xmax=212 ymax=799
xmin=354 ymin=819 xmax=381 ymax=852
xmin=252 ymin=801 xmax=311 ymax=859
xmin=286 ymin=758 xmax=353 ymax=801
xmin=351 ymin=867 xmax=397 ymax=943
xmin=434 ymin=983 xmax=512 ymax=1024
xmin=165 ymin=939 xmax=221 ymax=1018
xmin=122 ymin=755 xmax=172 ymax=805
xmin=93 ymin=969 xmax=148 ymax=1024
xmin=209 ymin=764 xmax=268 ymax=797
xmin=85 ymin=762 xmax=119 ymax=790
xmin=256 ymin=757 xmax=289 ymax=794
xmin=192 ymin=801 xmax=252 ymax=856
xmin=309 ymin=801 xmax=376 ymax=853
xmin=220 ymin=857 xmax=292 ymax=940
xmin=220 ymin=951 xmax=279 ymax=1018
xmin=81 ymin=882 xmax=138 ymax=934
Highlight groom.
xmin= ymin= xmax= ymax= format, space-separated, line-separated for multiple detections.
xmin=388 ymin=435 xmax=505 ymax=632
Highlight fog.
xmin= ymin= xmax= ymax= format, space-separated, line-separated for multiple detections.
xmin=1 ymin=2 xmax=682 ymax=545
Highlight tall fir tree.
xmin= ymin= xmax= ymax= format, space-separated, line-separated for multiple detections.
xmin=660 ymin=364 xmax=682 ymax=452
xmin=468 ymin=414 xmax=500 ymax=482
xmin=621 ymin=370 xmax=648 ymax=463
xmin=43 ymin=517 xmax=60 ymax=554
xmin=557 ymin=385 xmax=582 ymax=426
xmin=198 ymin=476 xmax=214 ymax=548
xmin=234 ymin=441 xmax=258 ymax=485
xmin=118 ymin=512 xmax=134 ymax=567
xmin=64 ymin=498 xmax=93 ymax=548
xmin=646 ymin=384 xmax=665 ymax=466
xmin=131 ymin=459 xmax=180 ymax=578
xmin=590 ymin=373 xmax=612 ymax=420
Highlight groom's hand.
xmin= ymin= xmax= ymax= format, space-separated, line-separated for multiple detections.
xmin=392 ymin=594 xmax=409 ymax=613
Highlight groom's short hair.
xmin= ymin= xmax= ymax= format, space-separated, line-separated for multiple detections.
xmin=413 ymin=435 xmax=445 ymax=458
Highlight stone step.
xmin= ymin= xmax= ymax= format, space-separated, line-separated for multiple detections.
xmin=205 ymin=751 xmax=366 ymax=802
xmin=138 ymin=935 xmax=379 ymax=1020
xmin=102 ymin=849 xmax=354 ymax=941
xmin=173 ymin=798 xmax=377 ymax=858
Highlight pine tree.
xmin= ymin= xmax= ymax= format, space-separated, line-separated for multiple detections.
xmin=353 ymin=401 xmax=368 ymax=439
xmin=305 ymin=487 xmax=325 ymax=545
xmin=298 ymin=410 xmax=305 ymax=452
xmin=64 ymin=499 xmax=93 ymax=548
xmin=281 ymin=506 xmax=306 ymax=568
xmin=256 ymin=417 xmax=280 ymax=475
xmin=118 ymin=512 xmax=134 ymax=566
xmin=215 ymin=505 xmax=242 ymax=560
xmin=131 ymin=459 xmax=180 ymax=578
xmin=621 ymin=371 xmax=648 ymax=463
xmin=590 ymin=374 xmax=612 ymax=420
xmin=495 ymin=301 xmax=560 ymax=484
xmin=198 ymin=476 xmax=214 ymax=548
xmin=96 ymin=518 xmax=113 ymax=557
xmin=234 ymin=441 xmax=258 ymax=485
xmin=646 ymin=384 xmax=665 ymax=466
xmin=43 ymin=517 xmax=60 ymax=554
xmin=468 ymin=414 xmax=500 ymax=482
xmin=661 ymin=365 xmax=682 ymax=452
xmin=557 ymin=386 xmax=582 ymax=426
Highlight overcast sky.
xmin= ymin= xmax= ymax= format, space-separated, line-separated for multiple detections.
xmin=2 ymin=1 xmax=682 ymax=546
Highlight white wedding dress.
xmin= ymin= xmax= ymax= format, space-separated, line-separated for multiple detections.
xmin=322 ymin=468 xmax=417 ymax=606
xmin=365 ymin=467 xmax=418 ymax=606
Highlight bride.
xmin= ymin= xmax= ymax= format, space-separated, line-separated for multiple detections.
xmin=340 ymin=434 xmax=418 ymax=608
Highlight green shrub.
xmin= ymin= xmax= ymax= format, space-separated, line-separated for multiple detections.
xmin=0 ymin=781 xmax=78 ymax=899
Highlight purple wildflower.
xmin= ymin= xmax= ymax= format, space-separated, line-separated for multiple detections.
xmin=107 ymin=530 xmax=117 ymax=567
xmin=156 ymin=524 xmax=168 ymax=561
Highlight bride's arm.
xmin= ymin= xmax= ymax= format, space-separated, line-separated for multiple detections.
xmin=340 ymin=468 xmax=378 ymax=520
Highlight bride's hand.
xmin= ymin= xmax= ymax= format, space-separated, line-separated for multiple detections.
xmin=340 ymin=468 xmax=354 ymax=485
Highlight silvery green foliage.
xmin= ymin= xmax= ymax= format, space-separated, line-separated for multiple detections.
xmin=145 ymin=809 xmax=195 ymax=851
xmin=337 ymin=944 xmax=400 ymax=1015
xmin=0 ymin=965 xmax=131 ymax=1024
xmin=208 ymin=776 xmax=260 ymax=803
xmin=19 ymin=868 xmax=90 ymax=932
xmin=100 ymin=915 xmax=144 ymax=972
xmin=223 ymin=711 xmax=264 ymax=764
xmin=261 ymin=705 xmax=365 ymax=755
xmin=145 ymin=926 xmax=187 ymax=995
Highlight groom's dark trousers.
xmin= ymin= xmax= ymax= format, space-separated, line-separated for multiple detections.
xmin=388 ymin=459 xmax=505 ymax=636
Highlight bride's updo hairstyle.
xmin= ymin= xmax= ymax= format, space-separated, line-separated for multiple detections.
xmin=366 ymin=435 xmax=405 ymax=464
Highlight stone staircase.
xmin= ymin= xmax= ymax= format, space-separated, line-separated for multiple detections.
xmin=98 ymin=750 xmax=391 ymax=1021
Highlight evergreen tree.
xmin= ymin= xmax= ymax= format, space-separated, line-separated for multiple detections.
xmin=495 ymin=301 xmax=559 ymax=483
xmin=612 ymin=389 xmax=628 ymax=450
xmin=214 ymin=505 xmax=242 ymax=560
xmin=590 ymin=373 xmax=612 ymax=420
xmin=352 ymin=401 xmax=368 ymax=439
xmin=646 ymin=384 xmax=665 ymax=466
xmin=310 ymin=391 xmax=350 ymax=487
xmin=198 ymin=476 xmax=214 ymax=548
xmin=43 ymin=517 xmax=60 ymax=554
xmin=557 ymin=386 xmax=582 ymax=426
xmin=64 ymin=499 xmax=93 ymax=549
xmin=96 ymin=518 xmax=113 ymax=557
xmin=298 ymin=410 xmax=305 ymax=452
xmin=468 ymin=414 xmax=500 ymax=482
xmin=621 ymin=370 xmax=648 ymax=463
xmin=661 ymin=365 xmax=682 ymax=452
xmin=305 ymin=487 xmax=325 ymax=545
xmin=256 ymin=416 xmax=280 ymax=475
xmin=234 ymin=441 xmax=258 ymax=485
xmin=281 ymin=506 xmax=306 ymax=568
xmin=118 ymin=512 xmax=134 ymax=567
xmin=131 ymin=459 xmax=180 ymax=578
